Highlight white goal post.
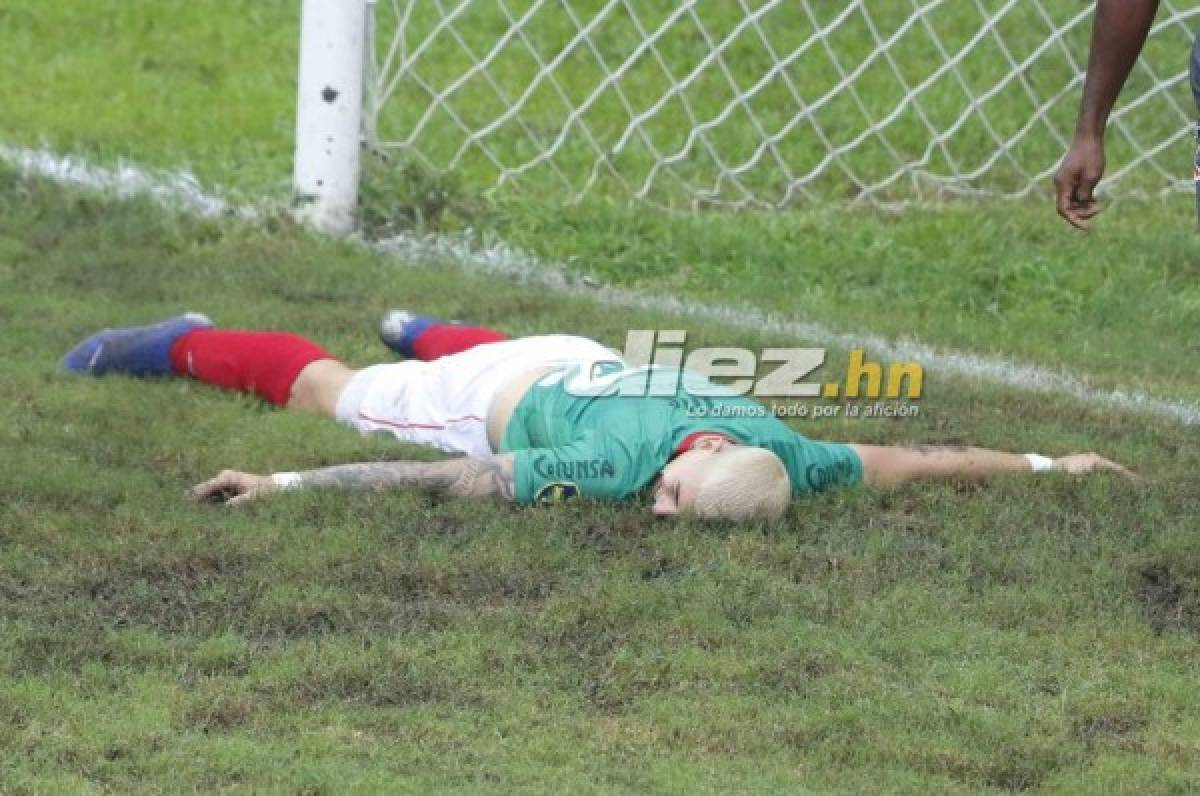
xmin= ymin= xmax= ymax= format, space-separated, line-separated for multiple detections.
xmin=293 ymin=0 xmax=367 ymax=233
xmin=295 ymin=0 xmax=1200 ymax=228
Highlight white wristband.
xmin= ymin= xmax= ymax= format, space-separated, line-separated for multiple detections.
xmin=1024 ymin=453 xmax=1056 ymax=473
xmin=271 ymin=471 xmax=304 ymax=491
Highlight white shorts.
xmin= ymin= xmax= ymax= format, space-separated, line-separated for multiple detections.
xmin=334 ymin=335 xmax=620 ymax=457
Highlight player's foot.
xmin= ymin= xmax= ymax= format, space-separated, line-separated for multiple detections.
xmin=63 ymin=312 xmax=214 ymax=377
xmin=380 ymin=309 xmax=446 ymax=358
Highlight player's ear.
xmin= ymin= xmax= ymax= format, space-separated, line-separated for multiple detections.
xmin=651 ymin=485 xmax=678 ymax=516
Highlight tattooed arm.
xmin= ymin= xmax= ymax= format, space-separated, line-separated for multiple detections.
xmin=849 ymin=444 xmax=1133 ymax=488
xmin=191 ymin=455 xmax=517 ymax=506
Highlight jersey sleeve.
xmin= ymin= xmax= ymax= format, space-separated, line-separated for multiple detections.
xmin=510 ymin=431 xmax=656 ymax=506
xmin=775 ymin=436 xmax=864 ymax=495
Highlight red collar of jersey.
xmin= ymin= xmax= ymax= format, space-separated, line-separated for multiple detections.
xmin=673 ymin=431 xmax=737 ymax=458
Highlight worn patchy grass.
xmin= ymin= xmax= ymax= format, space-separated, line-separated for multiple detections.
xmin=2 ymin=170 xmax=1199 ymax=791
xmin=2 ymin=1 xmax=1200 ymax=790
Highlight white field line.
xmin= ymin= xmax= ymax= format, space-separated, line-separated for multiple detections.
xmin=0 ymin=144 xmax=261 ymax=220
xmin=5 ymin=143 xmax=1198 ymax=426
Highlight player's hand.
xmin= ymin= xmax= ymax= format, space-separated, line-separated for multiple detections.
xmin=1053 ymin=136 xmax=1106 ymax=231
xmin=1052 ymin=452 xmax=1137 ymax=480
xmin=190 ymin=469 xmax=277 ymax=506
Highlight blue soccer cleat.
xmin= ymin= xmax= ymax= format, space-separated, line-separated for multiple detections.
xmin=379 ymin=309 xmax=443 ymax=358
xmin=62 ymin=312 xmax=214 ymax=378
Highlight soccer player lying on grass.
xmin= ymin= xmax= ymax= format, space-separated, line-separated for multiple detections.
xmin=62 ymin=312 xmax=1133 ymax=522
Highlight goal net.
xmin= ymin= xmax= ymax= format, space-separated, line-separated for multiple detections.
xmin=363 ymin=0 xmax=1200 ymax=209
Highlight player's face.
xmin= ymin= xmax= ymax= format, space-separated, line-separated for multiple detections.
xmin=651 ymin=436 xmax=737 ymax=516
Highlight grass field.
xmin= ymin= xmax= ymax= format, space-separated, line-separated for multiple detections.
xmin=5 ymin=166 xmax=1200 ymax=794
xmin=4 ymin=0 xmax=1199 ymax=404
xmin=3 ymin=0 xmax=1200 ymax=792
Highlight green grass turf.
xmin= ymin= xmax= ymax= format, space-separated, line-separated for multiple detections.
xmin=3 ymin=1 xmax=1200 ymax=790
xmin=4 ymin=0 xmax=1199 ymax=409
xmin=3 ymin=168 xmax=1200 ymax=792
xmin=483 ymin=194 xmax=1200 ymax=405
xmin=0 ymin=0 xmax=300 ymax=199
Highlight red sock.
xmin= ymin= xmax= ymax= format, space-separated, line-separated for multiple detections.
xmin=411 ymin=324 xmax=508 ymax=360
xmin=169 ymin=329 xmax=336 ymax=406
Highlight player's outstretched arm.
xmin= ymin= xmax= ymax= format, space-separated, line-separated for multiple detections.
xmin=191 ymin=454 xmax=517 ymax=506
xmin=850 ymin=445 xmax=1135 ymax=488
xmin=1054 ymin=0 xmax=1160 ymax=230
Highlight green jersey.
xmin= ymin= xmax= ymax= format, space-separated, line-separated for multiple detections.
xmin=500 ymin=363 xmax=863 ymax=506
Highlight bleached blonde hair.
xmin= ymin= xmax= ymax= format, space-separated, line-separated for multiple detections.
xmin=691 ymin=446 xmax=791 ymax=523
